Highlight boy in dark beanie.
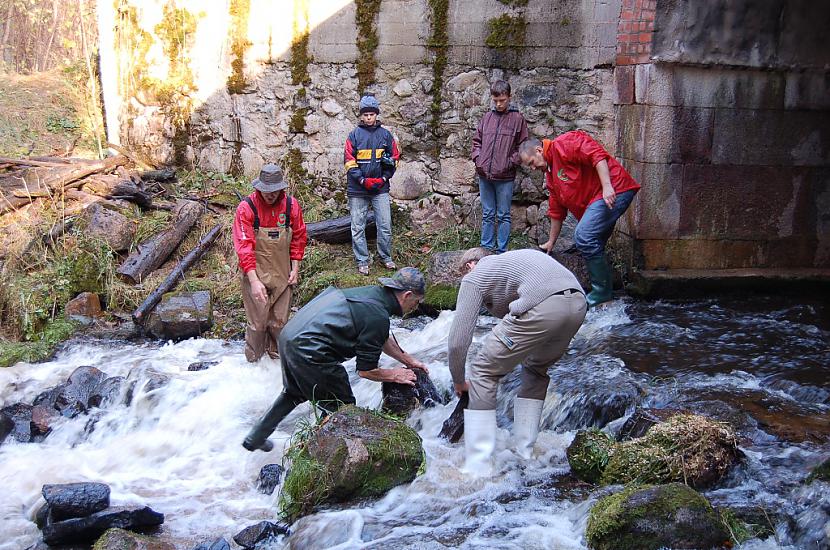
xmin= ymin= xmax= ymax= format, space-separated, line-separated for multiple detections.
xmin=343 ymin=94 xmax=401 ymax=275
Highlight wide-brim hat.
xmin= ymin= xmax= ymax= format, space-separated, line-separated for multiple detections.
xmin=379 ymin=267 xmax=426 ymax=295
xmin=252 ymin=164 xmax=288 ymax=193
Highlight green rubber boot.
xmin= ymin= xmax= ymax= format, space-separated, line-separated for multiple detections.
xmin=585 ymin=255 xmax=613 ymax=308
xmin=242 ymin=393 xmax=298 ymax=452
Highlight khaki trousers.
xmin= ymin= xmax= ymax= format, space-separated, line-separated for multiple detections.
xmin=468 ymin=290 xmax=587 ymax=410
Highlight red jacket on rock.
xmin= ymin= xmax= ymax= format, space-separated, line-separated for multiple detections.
xmin=471 ymin=106 xmax=529 ymax=181
xmin=232 ymin=190 xmax=307 ymax=273
xmin=543 ymin=131 xmax=640 ymax=221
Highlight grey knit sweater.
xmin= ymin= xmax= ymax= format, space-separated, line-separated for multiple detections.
xmin=447 ymin=249 xmax=583 ymax=383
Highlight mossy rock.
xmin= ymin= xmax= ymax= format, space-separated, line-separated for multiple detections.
xmin=0 ymin=319 xmax=76 ymax=368
xmin=280 ymin=405 xmax=423 ymax=521
xmin=566 ymin=428 xmax=615 ymax=483
xmin=586 ymin=483 xmax=730 ymax=550
xmin=92 ymin=527 xmax=174 ymax=550
xmin=806 ymin=457 xmax=830 ymax=483
xmin=601 ymin=413 xmax=739 ymax=488
xmin=423 ymin=284 xmax=458 ymax=311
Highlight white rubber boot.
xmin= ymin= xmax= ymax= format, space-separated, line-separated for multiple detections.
xmin=463 ymin=409 xmax=496 ymax=477
xmin=513 ymin=397 xmax=544 ymax=459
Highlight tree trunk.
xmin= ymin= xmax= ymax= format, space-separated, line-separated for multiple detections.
xmin=132 ymin=223 xmax=223 ymax=324
xmin=306 ymin=213 xmax=375 ymax=244
xmin=116 ymin=200 xmax=203 ymax=284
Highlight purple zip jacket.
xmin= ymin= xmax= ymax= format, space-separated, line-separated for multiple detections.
xmin=471 ymin=106 xmax=529 ymax=181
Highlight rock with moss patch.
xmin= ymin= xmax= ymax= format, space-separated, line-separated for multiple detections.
xmin=92 ymin=527 xmax=175 ymax=550
xmin=145 ymin=291 xmax=213 ymax=341
xmin=601 ymin=413 xmax=740 ymax=488
xmin=422 ymin=284 xmax=459 ymax=312
xmin=806 ymin=457 xmax=830 ymax=483
xmin=586 ymin=483 xmax=730 ymax=550
xmin=566 ymin=428 xmax=614 ymax=483
xmin=280 ymin=405 xmax=423 ymax=521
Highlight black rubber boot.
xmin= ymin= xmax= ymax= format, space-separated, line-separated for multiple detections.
xmin=242 ymin=393 xmax=299 ymax=452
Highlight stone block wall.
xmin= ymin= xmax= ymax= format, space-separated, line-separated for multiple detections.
xmin=613 ymin=0 xmax=830 ymax=270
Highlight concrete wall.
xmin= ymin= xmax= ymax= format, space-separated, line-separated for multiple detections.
xmin=614 ymin=0 xmax=830 ymax=269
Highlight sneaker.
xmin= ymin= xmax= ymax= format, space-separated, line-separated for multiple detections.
xmin=358 ymin=265 xmax=370 ymax=276
xmin=242 ymin=438 xmax=274 ymax=452
xmin=383 ymin=260 xmax=397 ymax=269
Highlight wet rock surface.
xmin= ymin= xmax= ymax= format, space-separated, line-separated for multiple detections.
xmin=1 ymin=402 xmax=34 ymax=442
xmin=42 ymin=505 xmax=164 ymax=546
xmin=56 ymin=367 xmax=106 ymax=418
xmin=381 ymin=369 xmax=445 ymax=416
xmin=617 ymin=407 xmax=687 ymax=440
xmin=88 ymin=376 xmax=126 ymax=409
xmin=43 ymin=482 xmax=111 ymax=522
xmin=145 ymin=291 xmax=213 ymax=341
xmin=91 ymin=527 xmax=175 ymax=550
xmin=256 ymin=464 xmax=284 ymax=495
xmin=65 ymin=292 xmax=103 ymax=324
xmin=586 ymin=483 xmax=730 ymax=550
xmin=186 ymin=361 xmax=218 ymax=372
xmin=190 ymin=538 xmax=230 ymax=550
xmin=232 ymin=521 xmax=288 ymax=549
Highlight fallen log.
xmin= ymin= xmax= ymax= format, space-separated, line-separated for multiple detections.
xmin=132 ymin=223 xmax=223 ymax=324
xmin=306 ymin=212 xmax=375 ymax=244
xmin=109 ymin=180 xmax=153 ymax=208
xmin=438 ymin=391 xmax=468 ymax=443
xmin=138 ymin=168 xmax=176 ymax=182
xmin=6 ymin=156 xmax=128 ymax=202
xmin=117 ymin=200 xmax=204 ymax=284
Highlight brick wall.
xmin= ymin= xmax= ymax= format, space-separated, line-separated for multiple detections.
xmin=615 ymin=0 xmax=655 ymax=66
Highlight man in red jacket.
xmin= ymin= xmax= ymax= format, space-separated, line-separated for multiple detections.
xmin=471 ymin=80 xmax=529 ymax=253
xmin=232 ymin=164 xmax=308 ymax=362
xmin=519 ymin=133 xmax=640 ymax=308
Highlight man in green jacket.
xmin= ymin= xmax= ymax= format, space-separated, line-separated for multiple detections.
xmin=242 ymin=267 xmax=428 ymax=452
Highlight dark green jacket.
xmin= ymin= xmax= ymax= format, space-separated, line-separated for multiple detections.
xmin=280 ymin=285 xmax=402 ymax=371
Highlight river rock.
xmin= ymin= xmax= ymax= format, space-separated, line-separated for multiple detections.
xmin=65 ymin=292 xmax=103 ymax=324
xmin=566 ymin=428 xmax=615 ymax=484
xmin=281 ymin=406 xmax=423 ymax=520
xmin=585 ymin=483 xmax=730 ymax=550
xmin=86 ymin=204 xmax=135 ymax=252
xmin=88 ymin=376 xmax=126 ymax=409
xmin=43 ymin=482 xmax=111 ymax=521
xmin=42 ymin=505 xmax=164 ymax=546
xmin=33 ymin=384 xmax=66 ymax=408
xmin=145 ymin=291 xmax=213 ymax=341
xmin=256 ymin=464 xmax=284 ymax=495
xmin=190 ymin=538 xmax=230 ymax=550
xmin=1 ymin=409 xmax=16 ymax=445
xmin=1 ymin=403 xmax=33 ymax=442
xmin=92 ymin=527 xmax=175 ymax=549
xmin=617 ymin=407 xmax=687 ymax=440
xmin=55 ymin=366 xmax=106 ymax=418
xmin=186 ymin=361 xmax=218 ymax=372
xmin=232 ymin=521 xmax=288 ymax=549
xmin=381 ymin=369 xmax=444 ymax=416
xmin=601 ymin=413 xmax=740 ymax=489
xmin=31 ymin=404 xmax=59 ymax=436
xmin=427 ymin=250 xmax=465 ymax=287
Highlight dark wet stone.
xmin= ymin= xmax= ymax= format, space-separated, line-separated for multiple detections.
xmin=42 ymin=505 xmax=164 ymax=546
xmin=381 ymin=370 xmax=445 ymax=416
xmin=257 ymin=464 xmax=284 ymax=495
xmin=190 ymin=537 xmax=231 ymax=550
xmin=762 ymin=378 xmax=830 ymax=407
xmin=55 ymin=367 xmax=106 ymax=418
xmin=125 ymin=370 xmax=169 ymax=404
xmin=25 ymin=541 xmax=89 ymax=550
xmin=35 ymin=503 xmax=50 ymax=529
xmin=494 ymin=488 xmax=532 ymax=504
xmin=42 ymin=482 xmax=111 ymax=521
xmin=88 ymin=377 xmax=125 ymax=409
xmin=31 ymin=404 xmax=60 ymax=436
xmin=232 ymin=521 xmax=288 ymax=549
xmin=438 ymin=392 xmax=468 ymax=443
xmin=83 ymin=411 xmax=105 ymax=437
xmin=187 ymin=361 xmax=218 ymax=372
xmin=0 ymin=411 xmax=15 ymax=445
xmin=1 ymin=403 xmax=34 ymax=442
xmin=145 ymin=291 xmax=213 ymax=341
xmin=617 ymin=407 xmax=687 ymax=440
xmin=33 ymin=384 xmax=66 ymax=408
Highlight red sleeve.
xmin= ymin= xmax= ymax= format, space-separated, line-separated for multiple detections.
xmin=344 ymin=137 xmax=358 ymax=171
xmin=575 ymin=132 xmax=610 ymax=167
xmin=289 ymin=198 xmax=307 ymax=261
xmin=390 ymin=137 xmax=400 ymax=161
xmin=232 ymin=201 xmax=257 ymax=273
xmin=547 ymin=192 xmax=568 ymax=221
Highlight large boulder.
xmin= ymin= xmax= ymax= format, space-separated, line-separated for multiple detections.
xmin=85 ymin=204 xmax=135 ymax=252
xmin=280 ymin=406 xmax=423 ymax=520
xmin=427 ymin=250 xmax=465 ymax=287
xmin=601 ymin=413 xmax=740 ymax=489
xmin=65 ymin=292 xmax=103 ymax=324
xmin=586 ymin=483 xmax=730 ymax=550
xmin=42 ymin=482 xmax=110 ymax=521
xmin=88 ymin=376 xmax=126 ymax=409
xmin=145 ymin=291 xmax=213 ymax=341
xmin=42 ymin=505 xmax=164 ymax=546
xmin=381 ymin=369 xmax=445 ymax=416
xmin=617 ymin=407 xmax=687 ymax=440
xmin=92 ymin=527 xmax=175 ymax=550
xmin=55 ymin=366 xmax=106 ymax=418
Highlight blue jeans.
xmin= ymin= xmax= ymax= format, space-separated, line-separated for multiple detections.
xmin=574 ymin=189 xmax=637 ymax=259
xmin=349 ymin=193 xmax=392 ymax=266
xmin=479 ymin=176 xmax=514 ymax=253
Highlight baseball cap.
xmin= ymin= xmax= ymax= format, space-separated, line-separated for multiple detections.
xmin=379 ymin=267 xmax=425 ymax=295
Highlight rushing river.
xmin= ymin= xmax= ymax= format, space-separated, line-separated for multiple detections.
xmin=0 ymin=297 xmax=828 ymax=549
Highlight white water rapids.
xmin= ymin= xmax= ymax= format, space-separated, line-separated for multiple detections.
xmin=0 ymin=302 xmax=825 ymax=549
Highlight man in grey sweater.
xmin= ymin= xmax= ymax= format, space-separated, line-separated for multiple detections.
xmin=448 ymin=247 xmax=587 ymax=475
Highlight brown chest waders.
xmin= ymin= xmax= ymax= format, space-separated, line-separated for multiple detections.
xmin=241 ymin=196 xmax=293 ymax=362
